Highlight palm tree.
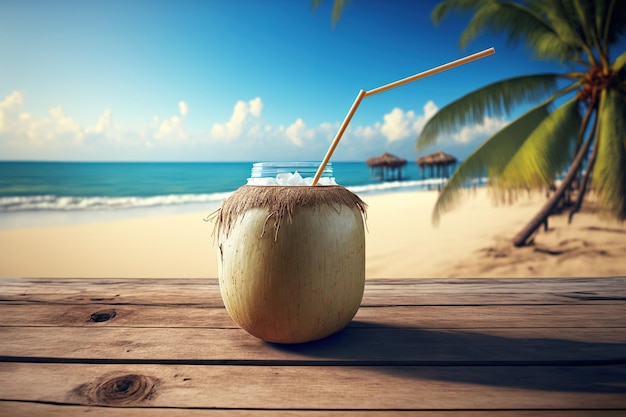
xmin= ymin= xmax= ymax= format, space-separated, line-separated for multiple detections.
xmin=317 ymin=0 xmax=626 ymax=247
xmin=420 ymin=0 xmax=625 ymax=246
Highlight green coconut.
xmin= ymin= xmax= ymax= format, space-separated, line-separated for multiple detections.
xmin=214 ymin=185 xmax=367 ymax=343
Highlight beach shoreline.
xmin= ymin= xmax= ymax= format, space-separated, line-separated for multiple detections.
xmin=0 ymin=188 xmax=624 ymax=279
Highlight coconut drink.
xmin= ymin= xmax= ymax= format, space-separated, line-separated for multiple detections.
xmin=214 ymin=162 xmax=366 ymax=343
xmin=212 ymin=48 xmax=496 ymax=343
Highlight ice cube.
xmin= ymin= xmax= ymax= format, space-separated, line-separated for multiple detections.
xmin=276 ymin=172 xmax=292 ymax=185
xmin=247 ymin=177 xmax=277 ymax=186
xmin=315 ymin=177 xmax=337 ymax=186
xmin=247 ymin=171 xmax=338 ymax=186
xmin=287 ymin=171 xmax=304 ymax=185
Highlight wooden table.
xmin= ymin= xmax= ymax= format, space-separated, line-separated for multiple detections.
xmin=1 ymin=278 xmax=625 ymax=416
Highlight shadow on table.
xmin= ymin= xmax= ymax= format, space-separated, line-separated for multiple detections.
xmin=269 ymin=321 xmax=626 ymax=393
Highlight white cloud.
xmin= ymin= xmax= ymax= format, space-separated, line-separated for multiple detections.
xmin=86 ymin=109 xmax=113 ymax=135
xmin=153 ymin=101 xmax=190 ymax=142
xmin=285 ymin=118 xmax=314 ymax=147
xmin=417 ymin=100 xmax=438 ymax=131
xmin=48 ymin=106 xmax=84 ymax=143
xmin=154 ymin=115 xmax=187 ymax=141
xmin=353 ymin=124 xmax=379 ymax=140
xmin=248 ymin=97 xmax=262 ymax=117
xmin=210 ymin=97 xmax=262 ymax=141
xmin=0 ymin=91 xmax=195 ymax=157
xmin=452 ymin=115 xmax=507 ymax=144
xmin=0 ymin=91 xmax=25 ymax=136
xmin=378 ymin=100 xmax=439 ymax=143
xmin=1 ymin=98 xmax=84 ymax=145
xmin=0 ymin=91 xmax=508 ymax=161
xmin=380 ymin=107 xmax=415 ymax=142
xmin=1 ymin=90 xmax=23 ymax=108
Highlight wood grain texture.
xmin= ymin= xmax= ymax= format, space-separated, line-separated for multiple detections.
xmin=2 ymin=278 xmax=625 ymax=306
xmin=1 ymin=278 xmax=625 ymax=415
xmin=1 ymin=363 xmax=625 ymax=410
xmin=1 ymin=327 xmax=625 ymax=363
xmin=3 ymin=402 xmax=625 ymax=416
xmin=1 ymin=304 xmax=624 ymax=328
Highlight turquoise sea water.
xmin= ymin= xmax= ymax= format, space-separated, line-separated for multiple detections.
xmin=0 ymin=161 xmax=468 ymax=229
xmin=0 ymin=161 xmax=457 ymax=210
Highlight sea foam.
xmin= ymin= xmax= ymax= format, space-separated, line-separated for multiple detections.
xmin=0 ymin=192 xmax=233 ymax=211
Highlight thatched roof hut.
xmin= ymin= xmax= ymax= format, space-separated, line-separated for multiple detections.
xmin=416 ymin=151 xmax=457 ymax=168
xmin=366 ymin=152 xmax=407 ymax=181
xmin=416 ymin=151 xmax=458 ymax=183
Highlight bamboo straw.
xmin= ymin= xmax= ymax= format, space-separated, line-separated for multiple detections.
xmin=364 ymin=48 xmax=495 ymax=97
xmin=311 ymin=47 xmax=495 ymax=186
xmin=312 ymin=89 xmax=367 ymax=186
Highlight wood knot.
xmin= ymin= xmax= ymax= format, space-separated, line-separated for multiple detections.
xmin=74 ymin=372 xmax=159 ymax=405
xmin=88 ymin=310 xmax=117 ymax=323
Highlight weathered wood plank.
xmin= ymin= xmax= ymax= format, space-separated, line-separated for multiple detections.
xmin=2 ymin=278 xmax=625 ymax=414
xmin=3 ymin=277 xmax=625 ymax=290
xmin=1 ymin=363 xmax=625 ymax=410
xmin=0 ymin=279 xmax=223 ymax=307
xmin=2 ymin=402 xmax=624 ymax=417
xmin=362 ymin=277 xmax=626 ymax=305
xmin=0 ymin=304 xmax=235 ymax=327
xmin=2 ymin=278 xmax=625 ymax=306
xmin=2 ymin=327 xmax=625 ymax=363
xmin=1 ymin=304 xmax=624 ymax=328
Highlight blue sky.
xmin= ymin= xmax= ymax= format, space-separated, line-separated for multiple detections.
xmin=0 ymin=0 xmax=621 ymax=162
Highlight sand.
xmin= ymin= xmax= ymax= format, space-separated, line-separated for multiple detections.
xmin=1 ymin=188 xmax=625 ymax=278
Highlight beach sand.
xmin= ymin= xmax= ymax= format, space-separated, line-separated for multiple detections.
xmin=1 ymin=189 xmax=625 ymax=278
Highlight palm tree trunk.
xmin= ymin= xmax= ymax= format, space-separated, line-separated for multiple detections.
xmin=568 ymin=123 xmax=600 ymax=224
xmin=512 ymin=134 xmax=594 ymax=246
xmin=512 ymin=98 xmax=598 ymax=247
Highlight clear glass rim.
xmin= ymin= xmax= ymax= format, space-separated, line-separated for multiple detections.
xmin=251 ymin=161 xmax=330 ymax=168
xmin=250 ymin=161 xmax=333 ymax=178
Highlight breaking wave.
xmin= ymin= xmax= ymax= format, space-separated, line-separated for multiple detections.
xmin=0 ymin=192 xmax=234 ymax=212
xmin=0 ymin=178 xmax=486 ymax=212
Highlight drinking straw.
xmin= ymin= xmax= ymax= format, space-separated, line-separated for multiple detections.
xmin=312 ymin=47 xmax=495 ymax=186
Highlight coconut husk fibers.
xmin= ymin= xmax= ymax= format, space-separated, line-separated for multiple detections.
xmin=213 ymin=185 xmax=367 ymax=240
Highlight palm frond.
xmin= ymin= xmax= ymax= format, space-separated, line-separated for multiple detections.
xmin=431 ymin=0 xmax=492 ymax=25
xmin=572 ymin=0 xmax=598 ymax=42
xmin=427 ymin=0 xmax=626 ymax=234
xmin=495 ymin=97 xmax=582 ymax=192
xmin=454 ymin=1 xmax=581 ymax=62
xmin=535 ymin=0 xmax=583 ymax=44
xmin=601 ymin=0 xmax=626 ymax=46
xmin=417 ymin=73 xmax=560 ymax=150
xmin=330 ymin=0 xmax=348 ymax=26
xmin=612 ymin=51 xmax=626 ymax=71
xmin=591 ymin=88 xmax=626 ymax=220
xmin=531 ymin=0 xmax=595 ymax=64
xmin=431 ymin=103 xmax=550 ymax=225
xmin=594 ymin=0 xmax=613 ymax=48
xmin=310 ymin=0 xmax=348 ymax=26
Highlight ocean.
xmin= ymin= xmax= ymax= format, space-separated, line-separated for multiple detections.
xmin=0 ymin=161 xmax=459 ymax=229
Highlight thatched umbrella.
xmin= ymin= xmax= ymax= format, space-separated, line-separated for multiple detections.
xmin=366 ymin=152 xmax=407 ymax=181
xmin=416 ymin=151 xmax=458 ymax=182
